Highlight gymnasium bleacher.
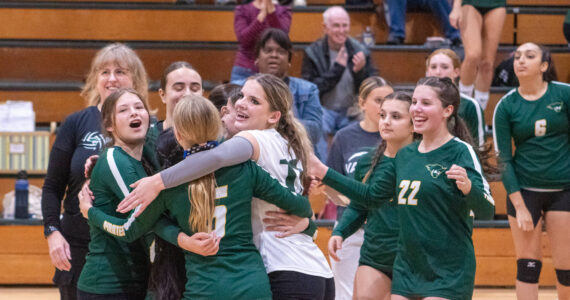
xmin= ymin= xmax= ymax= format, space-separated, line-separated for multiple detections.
xmin=0 ymin=0 xmax=567 ymax=287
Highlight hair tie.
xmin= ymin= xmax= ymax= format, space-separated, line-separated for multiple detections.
xmin=183 ymin=141 xmax=219 ymax=158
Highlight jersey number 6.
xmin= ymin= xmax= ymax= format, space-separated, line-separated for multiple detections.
xmin=398 ymin=180 xmax=421 ymax=206
xmin=534 ymin=119 xmax=547 ymax=137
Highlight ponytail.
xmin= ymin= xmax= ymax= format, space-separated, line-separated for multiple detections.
xmin=188 ymin=174 xmax=217 ymax=233
xmin=277 ymin=111 xmax=313 ymax=184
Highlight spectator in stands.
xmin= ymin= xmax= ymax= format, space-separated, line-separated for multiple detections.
xmin=41 ymin=43 xmax=149 ymax=300
xmin=383 ymin=0 xmax=461 ymax=46
xmin=493 ymin=42 xmax=570 ymax=300
xmin=302 ymin=6 xmax=378 ymax=161
xmin=450 ymin=0 xmax=506 ymax=110
xmin=230 ymin=0 xmax=291 ymax=83
xmin=425 ymin=48 xmax=485 ymax=148
xmin=249 ymin=28 xmax=323 ymax=153
xmin=325 ymin=76 xmax=392 ymax=300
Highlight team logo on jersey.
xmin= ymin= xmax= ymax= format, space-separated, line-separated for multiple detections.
xmin=345 ymin=151 xmax=369 ymax=175
xmin=546 ymin=102 xmax=563 ymax=113
xmin=425 ymin=164 xmax=447 ymax=178
xmin=80 ymin=132 xmax=106 ymax=151
xmin=215 ymin=185 xmax=228 ymax=199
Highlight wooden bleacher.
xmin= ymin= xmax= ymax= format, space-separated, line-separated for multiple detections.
xmin=0 ymin=0 xmax=568 ymax=287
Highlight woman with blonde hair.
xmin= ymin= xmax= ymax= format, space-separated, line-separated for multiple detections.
xmin=116 ymin=74 xmax=335 ymax=299
xmin=80 ymin=94 xmax=313 ymax=299
xmin=41 ymin=43 xmax=148 ymax=300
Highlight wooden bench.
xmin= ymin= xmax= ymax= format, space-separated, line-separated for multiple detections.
xmin=0 ymin=6 xmax=513 ymax=45
xmin=0 ymin=221 xmax=556 ymax=286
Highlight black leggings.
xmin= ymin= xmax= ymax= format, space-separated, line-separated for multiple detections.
xmin=268 ymin=271 xmax=335 ymax=300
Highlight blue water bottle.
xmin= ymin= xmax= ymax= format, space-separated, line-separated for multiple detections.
xmin=15 ymin=170 xmax=29 ymax=219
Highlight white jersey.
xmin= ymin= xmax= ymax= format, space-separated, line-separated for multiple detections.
xmin=247 ymin=129 xmax=333 ymax=278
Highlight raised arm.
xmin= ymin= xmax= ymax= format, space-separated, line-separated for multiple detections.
xmin=117 ymin=136 xmax=253 ymax=214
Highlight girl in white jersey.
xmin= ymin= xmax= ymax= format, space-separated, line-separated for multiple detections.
xmin=116 ymin=73 xmax=334 ymax=299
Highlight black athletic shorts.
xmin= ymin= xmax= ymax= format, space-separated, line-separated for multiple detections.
xmin=462 ymin=0 xmax=506 ymax=15
xmin=507 ymin=188 xmax=570 ymax=227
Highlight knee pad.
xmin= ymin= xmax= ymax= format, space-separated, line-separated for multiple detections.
xmin=556 ymin=269 xmax=570 ymax=286
xmin=517 ymin=259 xmax=542 ymax=284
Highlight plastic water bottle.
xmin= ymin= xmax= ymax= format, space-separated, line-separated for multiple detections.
xmin=362 ymin=26 xmax=375 ymax=48
xmin=15 ymin=170 xmax=29 ymax=219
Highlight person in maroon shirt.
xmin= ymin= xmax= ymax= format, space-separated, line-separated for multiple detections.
xmin=230 ymin=0 xmax=291 ymax=83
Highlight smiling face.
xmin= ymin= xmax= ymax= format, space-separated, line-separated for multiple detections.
xmin=107 ymin=92 xmax=149 ymax=147
xmin=410 ymin=85 xmax=453 ymax=135
xmin=160 ymin=67 xmax=203 ymax=121
xmin=379 ymin=99 xmax=413 ymax=143
xmin=256 ymin=39 xmax=290 ymax=79
xmin=233 ymin=79 xmax=281 ymax=131
xmin=96 ymin=62 xmax=134 ymax=107
xmin=360 ymin=86 xmax=394 ymax=126
xmin=426 ymin=53 xmax=460 ymax=80
xmin=514 ymin=43 xmax=548 ymax=81
xmin=324 ymin=9 xmax=350 ymax=50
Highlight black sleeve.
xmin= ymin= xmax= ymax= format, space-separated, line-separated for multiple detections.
xmin=301 ymin=52 xmax=346 ymax=97
xmin=41 ymin=117 xmax=76 ymax=231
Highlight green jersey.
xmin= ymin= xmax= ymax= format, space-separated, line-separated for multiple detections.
xmin=460 ymin=94 xmax=486 ymax=147
xmin=77 ymin=147 xmax=151 ymax=295
xmin=493 ymin=81 xmax=570 ymax=194
xmin=87 ymin=160 xmax=313 ymax=300
xmin=332 ymin=149 xmax=399 ymax=273
xmin=462 ymin=0 xmax=506 ymax=8
xmin=565 ymin=10 xmax=570 ymax=24
xmin=324 ymin=138 xmax=494 ymax=299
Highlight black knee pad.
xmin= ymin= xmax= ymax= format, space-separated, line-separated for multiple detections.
xmin=517 ymin=259 xmax=542 ymax=284
xmin=556 ymin=269 xmax=570 ymax=286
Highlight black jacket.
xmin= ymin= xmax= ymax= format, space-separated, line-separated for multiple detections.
xmin=301 ymin=35 xmax=378 ymax=97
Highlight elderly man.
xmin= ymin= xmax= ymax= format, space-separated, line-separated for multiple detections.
xmin=301 ymin=6 xmax=377 ymax=161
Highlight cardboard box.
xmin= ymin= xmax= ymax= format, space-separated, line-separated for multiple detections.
xmin=0 ymin=132 xmax=50 ymax=174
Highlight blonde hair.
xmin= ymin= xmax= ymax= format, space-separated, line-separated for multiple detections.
xmin=172 ymin=95 xmax=221 ymax=233
xmin=358 ymin=76 xmax=391 ymax=102
xmin=425 ymin=48 xmax=461 ymax=70
xmin=81 ymin=43 xmax=149 ymax=108
xmin=250 ymin=74 xmax=312 ymax=183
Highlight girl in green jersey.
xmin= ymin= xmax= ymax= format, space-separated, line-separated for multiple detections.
xmin=329 ymin=91 xmax=416 ymax=300
xmin=77 ymin=89 xmax=152 ymax=300
xmin=425 ymin=48 xmax=485 ymax=148
xmin=311 ymin=77 xmax=494 ymax=299
xmin=493 ymin=43 xmax=570 ymax=300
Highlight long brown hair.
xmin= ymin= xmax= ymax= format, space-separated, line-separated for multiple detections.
xmin=250 ymin=73 xmax=313 ymax=183
xmin=362 ymin=91 xmax=418 ymax=183
xmin=172 ymin=95 xmax=222 ymax=233
xmin=81 ymin=43 xmax=149 ymax=108
xmin=417 ymin=77 xmax=496 ymax=175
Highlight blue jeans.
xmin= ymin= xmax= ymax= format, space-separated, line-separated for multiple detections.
xmin=230 ymin=65 xmax=256 ymax=84
xmin=385 ymin=0 xmax=460 ymax=40
xmin=316 ymin=107 xmax=356 ymax=162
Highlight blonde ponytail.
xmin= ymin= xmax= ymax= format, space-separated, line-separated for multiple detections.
xmin=172 ymin=95 xmax=222 ymax=233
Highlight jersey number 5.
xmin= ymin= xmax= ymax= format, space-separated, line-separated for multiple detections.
xmin=398 ymin=180 xmax=421 ymax=206
xmin=213 ymin=205 xmax=227 ymax=238
xmin=534 ymin=119 xmax=547 ymax=137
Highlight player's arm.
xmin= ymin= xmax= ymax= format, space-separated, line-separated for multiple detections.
xmin=331 ymin=205 xmax=367 ymax=240
xmin=322 ymin=159 xmax=395 ymax=208
xmin=251 ymin=162 xmax=313 ymax=218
